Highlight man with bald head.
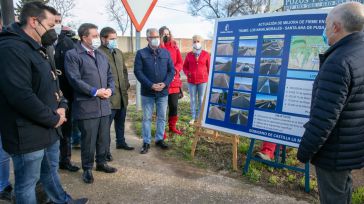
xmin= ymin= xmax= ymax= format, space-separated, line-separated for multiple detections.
xmin=297 ymin=2 xmax=364 ymax=203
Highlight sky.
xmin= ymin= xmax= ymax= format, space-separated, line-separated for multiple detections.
xmin=14 ymin=0 xmax=215 ymax=39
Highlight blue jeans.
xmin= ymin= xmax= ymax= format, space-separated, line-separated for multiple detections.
xmin=0 ymin=134 xmax=11 ymax=191
xmin=110 ymin=108 xmax=127 ymax=146
xmin=141 ymin=95 xmax=168 ymax=144
xmin=188 ymin=83 xmax=207 ymax=120
xmin=11 ymin=141 xmax=71 ymax=204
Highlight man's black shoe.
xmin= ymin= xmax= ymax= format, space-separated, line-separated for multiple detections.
xmin=59 ymin=162 xmax=80 ymax=172
xmin=116 ymin=144 xmax=135 ymax=150
xmin=67 ymin=198 xmax=89 ymax=204
xmin=155 ymin=140 xmax=169 ymax=150
xmin=0 ymin=185 xmax=12 ymax=201
xmin=82 ymin=170 xmax=94 ymax=184
xmin=106 ymin=153 xmax=113 ymax=162
xmin=96 ymin=164 xmax=117 ymax=173
xmin=140 ymin=143 xmax=150 ymax=154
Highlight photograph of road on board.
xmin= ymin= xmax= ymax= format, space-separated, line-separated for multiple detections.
xmin=234 ymin=76 xmax=253 ymax=91
xmin=213 ymin=73 xmax=230 ymax=89
xmin=216 ymin=40 xmax=234 ymax=56
xmin=210 ymin=89 xmax=228 ymax=105
xmin=257 ymin=77 xmax=280 ymax=95
xmin=229 ymin=108 xmax=249 ymax=125
xmin=236 ymin=58 xmax=255 ymax=73
xmin=231 ymin=92 xmax=251 ymax=109
xmin=238 ymin=39 xmax=258 ymax=56
xmin=214 ymin=57 xmax=233 ymax=72
xmin=208 ymin=105 xmax=226 ymax=121
xmin=255 ymin=94 xmax=277 ymax=111
xmin=259 ymin=58 xmax=282 ymax=75
xmin=261 ymin=38 xmax=284 ymax=57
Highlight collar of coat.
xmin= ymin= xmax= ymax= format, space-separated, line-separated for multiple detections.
xmin=75 ymin=41 xmax=99 ymax=55
xmin=323 ymin=32 xmax=364 ymax=59
xmin=0 ymin=22 xmax=42 ymax=51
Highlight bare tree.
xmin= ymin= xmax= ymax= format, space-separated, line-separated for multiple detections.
xmin=188 ymin=0 xmax=269 ymax=19
xmin=105 ymin=0 xmax=129 ymax=36
xmin=48 ymin=0 xmax=75 ymax=19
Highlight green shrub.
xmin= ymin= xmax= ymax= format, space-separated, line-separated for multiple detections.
xmin=352 ymin=186 xmax=364 ymax=204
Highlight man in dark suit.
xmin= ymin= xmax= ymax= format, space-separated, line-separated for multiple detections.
xmin=65 ymin=23 xmax=117 ymax=184
xmin=0 ymin=2 xmax=87 ymax=203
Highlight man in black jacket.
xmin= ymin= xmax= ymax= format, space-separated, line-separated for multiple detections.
xmin=297 ymin=2 xmax=364 ymax=204
xmin=0 ymin=2 xmax=87 ymax=204
xmin=54 ymin=13 xmax=80 ymax=172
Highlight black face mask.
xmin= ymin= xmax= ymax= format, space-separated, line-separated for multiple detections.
xmin=163 ymin=35 xmax=169 ymax=43
xmin=36 ymin=21 xmax=58 ymax=47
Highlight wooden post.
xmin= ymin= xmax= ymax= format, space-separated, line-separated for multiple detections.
xmin=232 ymin=135 xmax=239 ymax=171
xmin=190 ymin=87 xmax=240 ymax=171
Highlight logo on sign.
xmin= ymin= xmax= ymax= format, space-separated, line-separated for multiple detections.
xmin=222 ymin=23 xmax=233 ymax=34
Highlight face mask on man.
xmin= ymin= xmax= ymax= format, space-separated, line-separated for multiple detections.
xmin=107 ymin=39 xmax=118 ymax=50
xmin=322 ymin=28 xmax=329 ymax=46
xmin=36 ymin=20 xmax=58 ymax=47
xmin=91 ymin=38 xmax=101 ymax=50
xmin=54 ymin=24 xmax=62 ymax=35
xmin=150 ymin=38 xmax=160 ymax=47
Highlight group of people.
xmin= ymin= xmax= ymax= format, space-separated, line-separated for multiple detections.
xmin=0 ymin=1 xmax=210 ymax=203
xmin=0 ymin=1 xmax=363 ymax=204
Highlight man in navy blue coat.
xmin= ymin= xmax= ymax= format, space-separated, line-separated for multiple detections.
xmin=134 ymin=28 xmax=175 ymax=154
xmin=297 ymin=2 xmax=364 ymax=203
xmin=65 ymin=23 xmax=117 ymax=184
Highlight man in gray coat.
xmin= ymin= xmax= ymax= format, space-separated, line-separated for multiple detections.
xmin=65 ymin=23 xmax=117 ymax=184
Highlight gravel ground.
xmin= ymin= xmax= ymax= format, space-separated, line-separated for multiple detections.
xmin=0 ymin=117 xmax=310 ymax=204
xmin=54 ymin=118 xmax=310 ymax=204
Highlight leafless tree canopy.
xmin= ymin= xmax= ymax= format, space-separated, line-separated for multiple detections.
xmin=188 ymin=0 xmax=269 ymax=19
xmin=48 ymin=0 xmax=75 ymax=19
xmin=105 ymin=0 xmax=130 ymax=36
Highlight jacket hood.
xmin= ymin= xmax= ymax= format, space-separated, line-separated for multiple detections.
xmin=0 ymin=23 xmax=41 ymax=50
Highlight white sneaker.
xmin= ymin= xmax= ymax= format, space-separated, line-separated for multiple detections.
xmin=255 ymin=152 xmax=272 ymax=161
xmin=189 ymin=119 xmax=195 ymax=125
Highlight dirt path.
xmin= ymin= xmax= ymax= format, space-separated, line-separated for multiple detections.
xmin=55 ymin=118 xmax=309 ymax=204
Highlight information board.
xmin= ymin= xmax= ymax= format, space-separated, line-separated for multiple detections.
xmin=202 ymin=10 xmax=329 ymax=147
xmin=284 ymin=0 xmax=363 ymax=10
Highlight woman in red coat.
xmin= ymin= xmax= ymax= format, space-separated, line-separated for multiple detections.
xmin=159 ymin=26 xmax=183 ymax=135
xmin=183 ymin=35 xmax=210 ymax=124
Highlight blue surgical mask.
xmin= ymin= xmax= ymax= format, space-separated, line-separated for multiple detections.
xmin=322 ymin=28 xmax=328 ymax=46
xmin=107 ymin=39 xmax=118 ymax=50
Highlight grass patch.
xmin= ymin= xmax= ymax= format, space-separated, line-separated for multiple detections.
xmin=128 ymin=102 xmax=320 ymax=202
xmin=352 ymin=186 xmax=364 ymax=204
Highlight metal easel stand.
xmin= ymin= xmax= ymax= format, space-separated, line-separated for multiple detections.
xmin=243 ymin=139 xmax=311 ymax=193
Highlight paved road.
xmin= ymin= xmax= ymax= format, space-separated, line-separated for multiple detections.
xmin=1 ymin=118 xmax=310 ymax=204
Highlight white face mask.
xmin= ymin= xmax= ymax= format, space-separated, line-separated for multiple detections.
xmin=91 ymin=38 xmax=101 ymax=50
xmin=150 ymin=38 xmax=160 ymax=48
xmin=54 ymin=24 xmax=62 ymax=35
xmin=193 ymin=42 xmax=202 ymax=50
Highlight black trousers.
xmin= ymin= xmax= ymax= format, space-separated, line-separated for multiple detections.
xmin=315 ymin=166 xmax=353 ymax=204
xmin=168 ymin=93 xmax=179 ymax=117
xmin=78 ymin=116 xmax=110 ymax=170
xmin=60 ymin=108 xmax=72 ymax=164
